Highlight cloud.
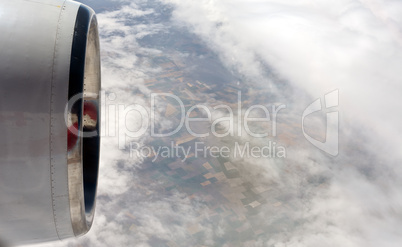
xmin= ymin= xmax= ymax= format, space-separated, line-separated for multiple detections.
xmin=165 ymin=0 xmax=402 ymax=152
xmin=162 ymin=0 xmax=402 ymax=246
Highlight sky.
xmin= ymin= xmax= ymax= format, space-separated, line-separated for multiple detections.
xmin=27 ymin=0 xmax=402 ymax=246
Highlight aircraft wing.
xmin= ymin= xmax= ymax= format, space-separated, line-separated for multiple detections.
xmin=0 ymin=0 xmax=101 ymax=245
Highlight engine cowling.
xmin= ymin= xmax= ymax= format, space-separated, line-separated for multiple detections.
xmin=0 ymin=0 xmax=101 ymax=245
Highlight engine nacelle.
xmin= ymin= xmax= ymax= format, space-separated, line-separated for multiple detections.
xmin=0 ymin=0 xmax=101 ymax=244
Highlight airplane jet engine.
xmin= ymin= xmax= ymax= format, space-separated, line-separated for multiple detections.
xmin=0 ymin=0 xmax=101 ymax=245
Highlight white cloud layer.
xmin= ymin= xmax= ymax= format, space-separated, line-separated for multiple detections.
xmin=162 ymin=0 xmax=402 ymax=246
xmin=165 ymin=0 xmax=402 ymax=154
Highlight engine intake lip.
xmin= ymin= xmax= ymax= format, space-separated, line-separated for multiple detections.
xmin=67 ymin=4 xmax=100 ymax=237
